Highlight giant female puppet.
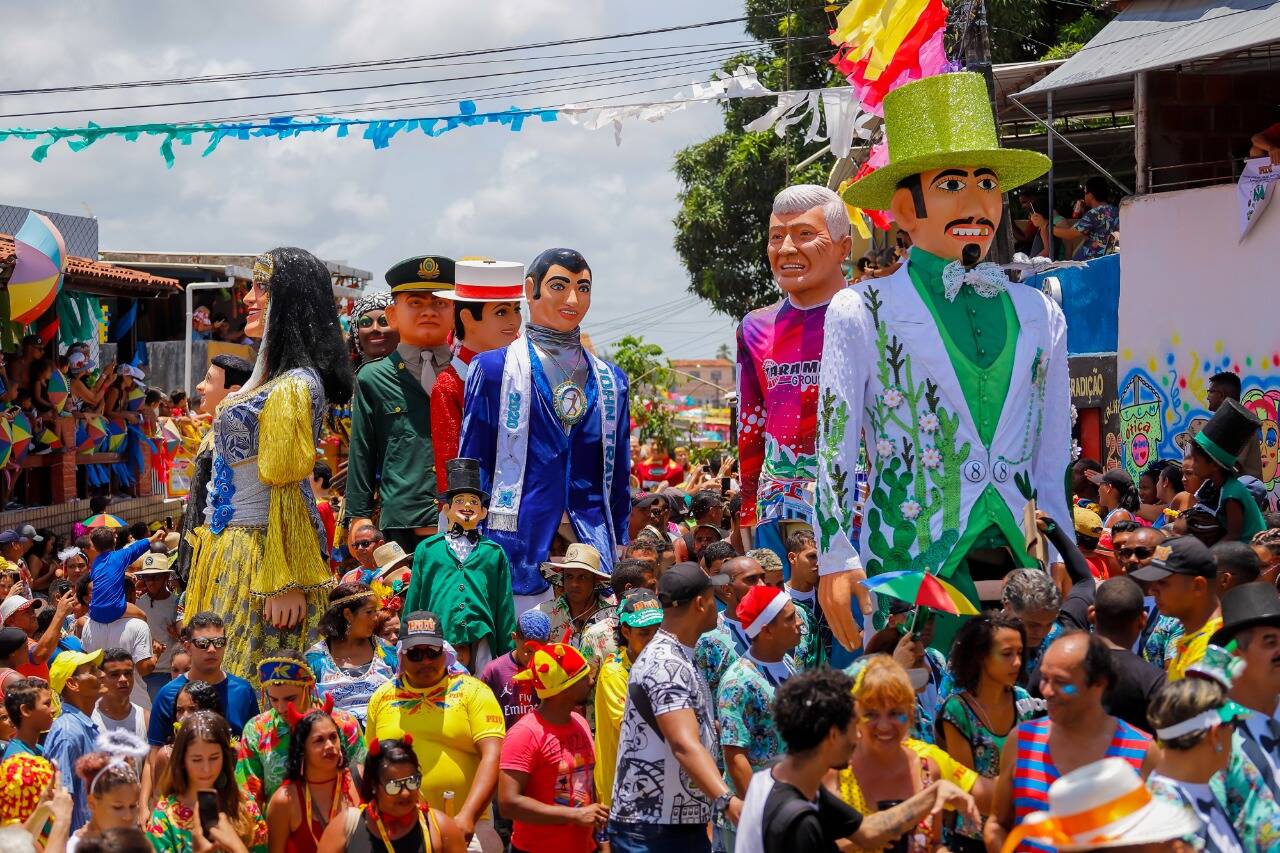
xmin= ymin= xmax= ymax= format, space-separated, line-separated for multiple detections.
xmin=185 ymin=247 xmax=354 ymax=680
xmin=460 ymin=248 xmax=630 ymax=613
xmin=815 ymin=72 xmax=1071 ymax=650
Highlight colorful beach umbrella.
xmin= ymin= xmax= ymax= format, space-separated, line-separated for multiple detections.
xmin=158 ymin=418 xmax=182 ymax=454
xmin=8 ymin=211 xmax=66 ymax=325
xmin=8 ymin=412 xmax=32 ymax=464
xmin=47 ymin=370 xmax=69 ymax=415
xmin=0 ymin=418 xmax=11 ymax=469
xmin=125 ymin=385 xmax=146 ymax=412
xmin=861 ymin=570 xmax=980 ymax=616
xmin=82 ymin=514 xmax=125 ymax=529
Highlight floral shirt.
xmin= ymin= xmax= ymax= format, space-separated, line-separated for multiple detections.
xmin=146 ymin=794 xmax=267 ymax=853
xmin=305 ymin=638 xmax=397 ymax=725
xmin=1148 ymin=772 xmax=1245 ymax=853
xmin=787 ymin=588 xmax=829 ymax=671
xmin=1143 ymin=614 xmax=1184 ymax=669
xmin=717 ymin=654 xmax=790 ymax=774
xmin=695 ymin=620 xmax=744 ymax=706
xmin=940 ymin=687 xmax=1043 ymax=778
xmin=1212 ymin=717 xmax=1280 ymax=851
xmin=234 ymin=707 xmax=367 ymax=809
xmin=537 ymin=593 xmax=617 ymax=651
xmin=1071 ymin=203 xmax=1119 ymax=260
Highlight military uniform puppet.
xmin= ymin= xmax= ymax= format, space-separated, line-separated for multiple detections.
xmin=401 ymin=458 xmax=516 ymax=673
xmin=460 ymin=249 xmax=631 ymax=613
xmin=816 ymin=73 xmax=1071 ymax=649
xmin=432 ymin=260 xmax=525 ymax=494
xmin=347 ymin=256 xmax=455 ymax=553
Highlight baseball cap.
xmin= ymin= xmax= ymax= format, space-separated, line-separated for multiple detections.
xmin=16 ymin=526 xmax=41 ymax=543
xmin=658 ymin=561 xmax=729 ymax=607
xmin=135 ymin=552 xmax=172 ymax=575
xmin=1085 ymin=468 xmax=1133 ymax=491
xmin=1130 ymin=536 xmax=1216 ymax=583
xmin=0 ymin=627 xmax=27 ymax=658
xmin=1072 ymin=506 xmax=1103 ymax=538
xmin=0 ymin=531 xmax=24 ymax=546
xmin=49 ymin=648 xmax=104 ymax=695
xmin=400 ymin=611 xmax=445 ymax=649
xmin=619 ymin=589 xmax=664 ymax=628
xmin=0 ymin=596 xmax=36 ymax=625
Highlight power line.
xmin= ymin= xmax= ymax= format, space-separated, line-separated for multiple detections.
xmin=0 ymin=14 xmax=789 ymax=97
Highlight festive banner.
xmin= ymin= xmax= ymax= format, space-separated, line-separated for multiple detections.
xmin=1238 ymin=156 xmax=1280 ymax=240
xmin=829 ymin=0 xmax=951 ymax=114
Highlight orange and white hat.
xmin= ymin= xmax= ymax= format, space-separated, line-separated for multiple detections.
xmin=735 ymin=585 xmax=792 ymax=639
xmin=513 ymin=641 xmax=590 ymax=699
xmin=438 ymin=259 xmax=526 ymax=303
xmin=1001 ymin=758 xmax=1201 ymax=852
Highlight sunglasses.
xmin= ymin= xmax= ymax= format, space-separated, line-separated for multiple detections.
xmin=190 ymin=636 xmax=227 ymax=650
xmin=351 ymin=540 xmax=379 ymax=549
xmin=357 ymin=315 xmax=390 ymax=330
xmin=383 ymin=774 xmax=422 ymax=795
xmin=404 ymin=646 xmax=443 ymax=662
xmin=1118 ymin=546 xmax=1156 ymax=559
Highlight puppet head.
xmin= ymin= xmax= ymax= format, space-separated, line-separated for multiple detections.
xmin=383 ymin=255 xmax=455 ymax=348
xmin=438 ymin=259 xmax=525 ymax=352
xmin=439 ymin=458 xmax=488 ymax=531
xmin=767 ymin=185 xmax=853 ymax=307
xmin=524 ymin=248 xmax=591 ymax=333
xmin=841 ymin=73 xmax=1050 ymax=264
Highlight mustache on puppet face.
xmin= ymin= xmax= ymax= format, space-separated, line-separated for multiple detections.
xmin=944 ymin=217 xmax=997 ymax=239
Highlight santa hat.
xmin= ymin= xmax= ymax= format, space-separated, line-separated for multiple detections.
xmin=736 ymin=586 xmax=792 ymax=639
xmin=513 ymin=641 xmax=591 ymax=699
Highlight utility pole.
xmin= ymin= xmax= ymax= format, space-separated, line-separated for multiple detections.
xmin=964 ymin=0 xmax=1015 ymax=263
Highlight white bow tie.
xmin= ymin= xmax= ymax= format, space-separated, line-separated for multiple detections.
xmin=941 ymin=260 xmax=1010 ymax=302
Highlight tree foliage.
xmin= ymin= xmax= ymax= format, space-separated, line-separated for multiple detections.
xmin=610 ymin=335 xmax=682 ymax=451
xmin=672 ymin=0 xmax=1112 ymax=320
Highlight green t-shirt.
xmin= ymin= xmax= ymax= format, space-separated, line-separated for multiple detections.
xmin=1218 ymin=475 xmax=1267 ymax=542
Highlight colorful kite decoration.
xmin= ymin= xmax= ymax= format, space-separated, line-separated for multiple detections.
xmin=829 ymin=0 xmax=950 ymax=114
xmin=105 ymin=418 xmax=128 ymax=453
xmin=79 ymin=414 xmax=108 ymax=452
xmin=125 ymin=385 xmax=146 ymax=412
xmin=0 ymin=418 xmax=11 ymax=469
xmin=8 ymin=412 xmax=32 ymax=465
xmin=8 ymin=211 xmax=66 ymax=325
xmin=861 ymin=569 xmax=980 ymax=616
xmin=47 ymin=370 xmax=69 ymax=415
xmin=36 ymin=428 xmax=61 ymax=450
xmin=82 ymin=513 xmax=125 ymax=529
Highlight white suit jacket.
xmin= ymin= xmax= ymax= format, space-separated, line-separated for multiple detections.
xmin=815 ymin=263 xmax=1072 ymax=578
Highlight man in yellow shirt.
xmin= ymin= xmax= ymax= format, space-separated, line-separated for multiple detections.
xmin=1132 ymin=536 xmax=1222 ymax=680
xmin=366 ymin=611 xmax=506 ymax=852
xmin=594 ymin=589 xmax=663 ymax=807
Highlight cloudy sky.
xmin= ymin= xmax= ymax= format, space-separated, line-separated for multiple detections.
xmin=0 ymin=0 xmax=771 ymax=359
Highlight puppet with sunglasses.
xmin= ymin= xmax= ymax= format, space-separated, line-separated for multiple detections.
xmin=816 ymin=73 xmax=1072 ymax=653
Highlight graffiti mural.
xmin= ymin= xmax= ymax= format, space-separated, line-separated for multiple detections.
xmin=1119 ymin=335 xmax=1280 ymax=509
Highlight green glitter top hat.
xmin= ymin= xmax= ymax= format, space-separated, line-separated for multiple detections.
xmin=841 ymin=72 xmax=1051 ymax=211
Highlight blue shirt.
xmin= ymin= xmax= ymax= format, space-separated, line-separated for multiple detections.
xmin=44 ymin=704 xmax=99 ymax=832
xmin=88 ymin=539 xmax=152 ymax=624
xmin=146 ymin=672 xmax=259 ymax=746
xmin=1 ymin=738 xmax=41 ymax=760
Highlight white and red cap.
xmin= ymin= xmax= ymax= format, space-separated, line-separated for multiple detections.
xmin=438 ymin=259 xmax=526 ymax=302
xmin=736 ymin=586 xmax=792 ymax=638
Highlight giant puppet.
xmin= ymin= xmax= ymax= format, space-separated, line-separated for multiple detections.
xmin=460 ymin=248 xmax=631 ymax=612
xmin=185 ymin=248 xmax=354 ymax=681
xmin=432 ymin=259 xmax=525 ymax=493
xmin=815 ymin=72 xmax=1071 ymax=649
xmin=737 ymin=185 xmax=854 ymax=572
xmin=347 ymin=255 xmax=455 ymax=553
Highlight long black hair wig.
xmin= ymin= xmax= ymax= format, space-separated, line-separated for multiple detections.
xmin=250 ymin=247 xmax=354 ymax=405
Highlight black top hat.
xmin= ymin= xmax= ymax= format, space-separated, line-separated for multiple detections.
xmin=1194 ymin=400 xmax=1262 ymax=470
xmin=385 ymin=255 xmax=456 ymax=293
xmin=1212 ymin=581 xmax=1280 ymax=646
xmin=439 ymin=457 xmax=489 ymax=503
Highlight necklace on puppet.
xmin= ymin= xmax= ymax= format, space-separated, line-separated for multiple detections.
xmin=539 ymin=344 xmax=587 ymax=428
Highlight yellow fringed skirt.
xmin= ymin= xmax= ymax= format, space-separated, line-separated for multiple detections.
xmin=185 ymin=524 xmax=334 ymax=687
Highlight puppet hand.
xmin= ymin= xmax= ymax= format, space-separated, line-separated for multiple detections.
xmin=818 ymin=571 xmax=867 ymax=652
xmin=265 ymin=588 xmax=306 ymax=630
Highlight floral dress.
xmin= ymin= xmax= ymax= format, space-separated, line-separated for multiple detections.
xmin=1210 ymin=725 xmax=1280 ymax=851
xmin=306 ymin=637 xmax=396 ymax=724
xmin=147 ymin=794 xmax=267 ymax=853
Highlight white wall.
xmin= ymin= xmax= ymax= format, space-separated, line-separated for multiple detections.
xmin=1115 ymin=183 xmax=1280 ymax=505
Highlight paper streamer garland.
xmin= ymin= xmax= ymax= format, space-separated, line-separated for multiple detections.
xmin=829 ymin=0 xmax=951 ymax=114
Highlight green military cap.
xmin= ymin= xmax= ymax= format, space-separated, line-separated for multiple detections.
xmin=384 ymin=255 xmax=456 ymax=293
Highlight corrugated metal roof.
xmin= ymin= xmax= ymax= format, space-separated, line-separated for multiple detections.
xmin=1017 ymin=0 xmax=1280 ymax=96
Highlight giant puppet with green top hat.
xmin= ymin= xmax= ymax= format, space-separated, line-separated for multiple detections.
xmin=346 ymin=255 xmax=456 ymax=555
xmin=814 ymin=72 xmax=1073 ymax=649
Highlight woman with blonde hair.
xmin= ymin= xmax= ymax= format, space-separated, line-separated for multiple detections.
xmin=831 ymin=655 xmax=988 ymax=852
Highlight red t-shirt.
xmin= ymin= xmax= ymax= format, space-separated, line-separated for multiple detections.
xmin=17 ymin=639 xmax=49 ymax=680
xmin=499 ymin=710 xmax=597 ymax=853
xmin=1084 ymin=553 xmax=1110 ymax=580
xmin=633 ymin=459 xmax=684 ymax=490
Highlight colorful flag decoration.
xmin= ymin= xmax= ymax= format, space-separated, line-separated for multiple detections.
xmin=0 ymin=418 xmax=11 ymax=468
xmin=8 ymin=211 xmax=66 ymax=325
xmin=829 ymin=0 xmax=950 ymax=115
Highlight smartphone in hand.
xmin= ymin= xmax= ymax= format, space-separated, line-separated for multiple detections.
xmin=197 ymin=789 xmax=220 ymax=834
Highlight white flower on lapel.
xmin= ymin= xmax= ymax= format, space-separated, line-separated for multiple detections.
xmin=876 ymin=438 xmax=896 ymax=459
xmin=919 ymin=412 xmax=940 ymax=433
xmin=900 ymin=499 xmax=922 ymax=521
xmin=881 ymin=387 xmax=905 ymax=409
xmin=921 ymin=447 xmax=942 ymax=469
